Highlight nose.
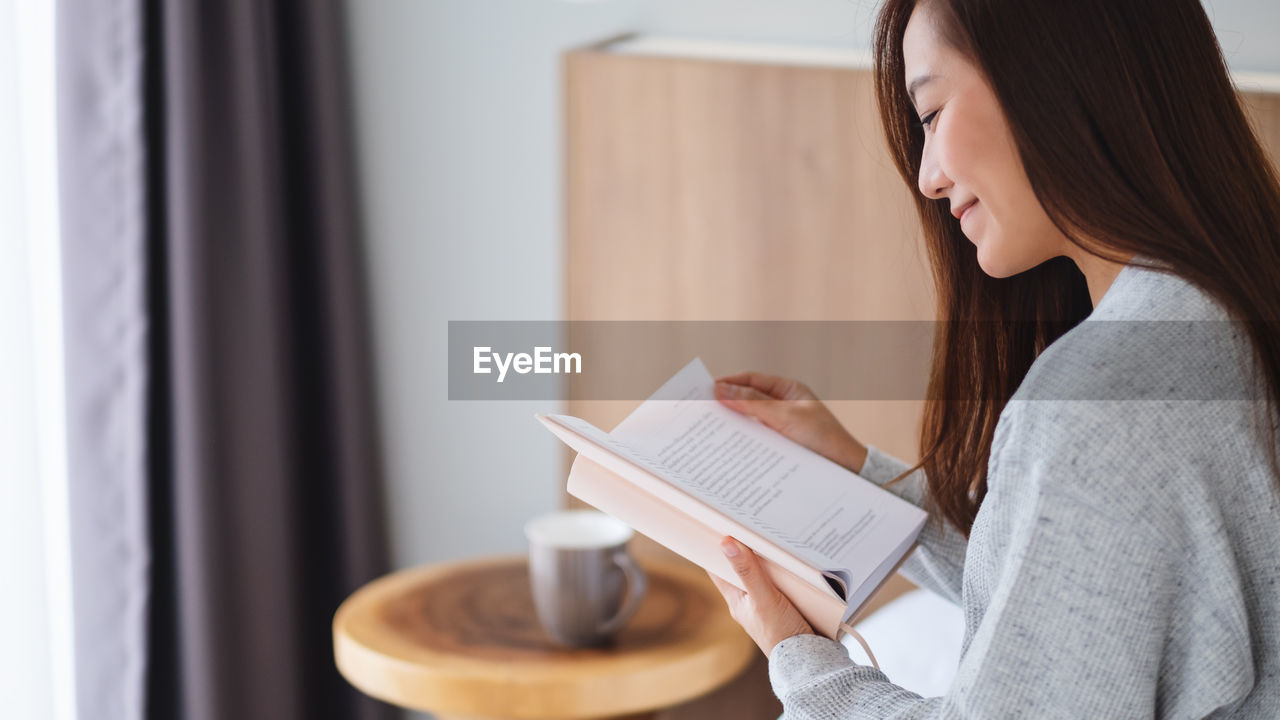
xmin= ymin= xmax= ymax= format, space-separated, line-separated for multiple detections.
xmin=916 ymin=139 xmax=951 ymax=201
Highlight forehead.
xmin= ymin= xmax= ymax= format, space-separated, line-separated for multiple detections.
xmin=902 ymin=4 xmax=946 ymax=78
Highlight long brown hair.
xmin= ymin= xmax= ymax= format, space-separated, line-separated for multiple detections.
xmin=873 ymin=0 xmax=1280 ymax=535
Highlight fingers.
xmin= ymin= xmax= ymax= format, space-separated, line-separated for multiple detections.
xmin=719 ymin=536 xmax=781 ymax=602
xmin=714 ymin=380 xmax=778 ymax=405
xmin=707 ymin=570 xmax=747 ymax=622
xmin=707 ymin=571 xmax=743 ymax=603
xmin=711 ymin=540 xmax=817 ymax=656
xmin=714 ymin=381 xmax=791 ymax=431
xmin=715 ymin=371 xmax=811 ymax=401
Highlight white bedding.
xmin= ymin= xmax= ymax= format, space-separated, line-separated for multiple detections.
xmin=840 ymin=588 xmax=965 ymax=698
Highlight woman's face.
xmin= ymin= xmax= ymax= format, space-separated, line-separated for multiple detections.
xmin=902 ymin=3 xmax=1071 ymax=277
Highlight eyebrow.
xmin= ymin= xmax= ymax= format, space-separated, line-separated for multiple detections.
xmin=907 ymin=74 xmax=937 ymax=107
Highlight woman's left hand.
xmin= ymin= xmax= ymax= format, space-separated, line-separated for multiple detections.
xmin=708 ymin=536 xmax=815 ymax=657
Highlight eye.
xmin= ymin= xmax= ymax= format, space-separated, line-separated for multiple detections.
xmin=911 ymin=109 xmax=940 ymax=132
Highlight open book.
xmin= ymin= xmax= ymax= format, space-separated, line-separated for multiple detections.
xmin=536 ymin=358 xmax=927 ymax=641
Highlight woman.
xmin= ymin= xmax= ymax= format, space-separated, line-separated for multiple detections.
xmin=707 ymin=0 xmax=1280 ymax=717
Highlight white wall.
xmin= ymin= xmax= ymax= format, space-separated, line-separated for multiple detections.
xmin=638 ymin=0 xmax=877 ymax=48
xmin=637 ymin=0 xmax=1280 ymax=71
xmin=343 ymin=0 xmax=644 ymax=573
xmin=1204 ymin=0 xmax=1280 ymax=72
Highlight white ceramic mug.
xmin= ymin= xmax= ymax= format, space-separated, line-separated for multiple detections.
xmin=524 ymin=509 xmax=648 ymax=647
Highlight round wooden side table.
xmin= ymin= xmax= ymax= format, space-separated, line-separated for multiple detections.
xmin=333 ymin=554 xmax=759 ymax=720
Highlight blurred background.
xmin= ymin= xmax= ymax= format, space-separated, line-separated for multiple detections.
xmin=3 ymin=1 xmax=1279 ymax=719
xmin=346 ymin=0 xmax=1280 ymax=581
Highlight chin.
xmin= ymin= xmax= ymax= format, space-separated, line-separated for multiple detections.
xmin=974 ymin=241 xmax=1029 ymax=279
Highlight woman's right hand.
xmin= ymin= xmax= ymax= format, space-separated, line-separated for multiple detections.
xmin=713 ymin=371 xmax=869 ymax=475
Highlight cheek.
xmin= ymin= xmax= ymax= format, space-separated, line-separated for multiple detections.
xmin=933 ymin=116 xmax=992 ymax=198
xmin=940 ymin=116 xmax=1029 ymax=228
xmin=971 ymin=140 xmax=1069 ymax=274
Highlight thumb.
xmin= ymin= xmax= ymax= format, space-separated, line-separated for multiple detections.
xmin=714 ymin=382 xmax=786 ymax=430
xmin=720 ymin=537 xmax=779 ymax=600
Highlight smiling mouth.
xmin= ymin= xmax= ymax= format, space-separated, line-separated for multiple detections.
xmin=954 ymin=200 xmax=978 ymax=222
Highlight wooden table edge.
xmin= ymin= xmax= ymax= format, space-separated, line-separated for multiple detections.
xmin=333 ymin=554 xmax=760 ymax=718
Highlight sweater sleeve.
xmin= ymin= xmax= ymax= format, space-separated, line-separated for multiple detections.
xmin=859 ymin=446 xmax=967 ymax=605
xmin=766 ymin=396 xmax=1245 ymax=719
xmin=769 ymin=481 xmax=1179 ymax=718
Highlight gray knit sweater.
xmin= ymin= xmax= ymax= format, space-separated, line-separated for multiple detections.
xmin=769 ymin=262 xmax=1280 ymax=718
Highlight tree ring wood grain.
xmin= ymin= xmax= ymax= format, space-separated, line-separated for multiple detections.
xmin=334 ymin=554 xmax=757 ymax=719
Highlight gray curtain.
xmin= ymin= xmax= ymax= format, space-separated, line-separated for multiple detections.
xmin=58 ymin=1 xmax=393 ymax=719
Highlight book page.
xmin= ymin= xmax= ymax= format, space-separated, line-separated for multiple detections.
xmin=540 ymin=411 xmax=841 ymax=598
xmin=609 ymin=358 xmax=924 ymax=582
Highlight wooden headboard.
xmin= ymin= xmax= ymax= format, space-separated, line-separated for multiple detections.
xmin=563 ymin=39 xmax=1280 ymax=466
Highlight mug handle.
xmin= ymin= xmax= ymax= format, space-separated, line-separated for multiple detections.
xmin=596 ymin=550 xmax=648 ymax=636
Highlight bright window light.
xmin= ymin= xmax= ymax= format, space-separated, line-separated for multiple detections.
xmin=0 ymin=0 xmax=75 ymax=718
